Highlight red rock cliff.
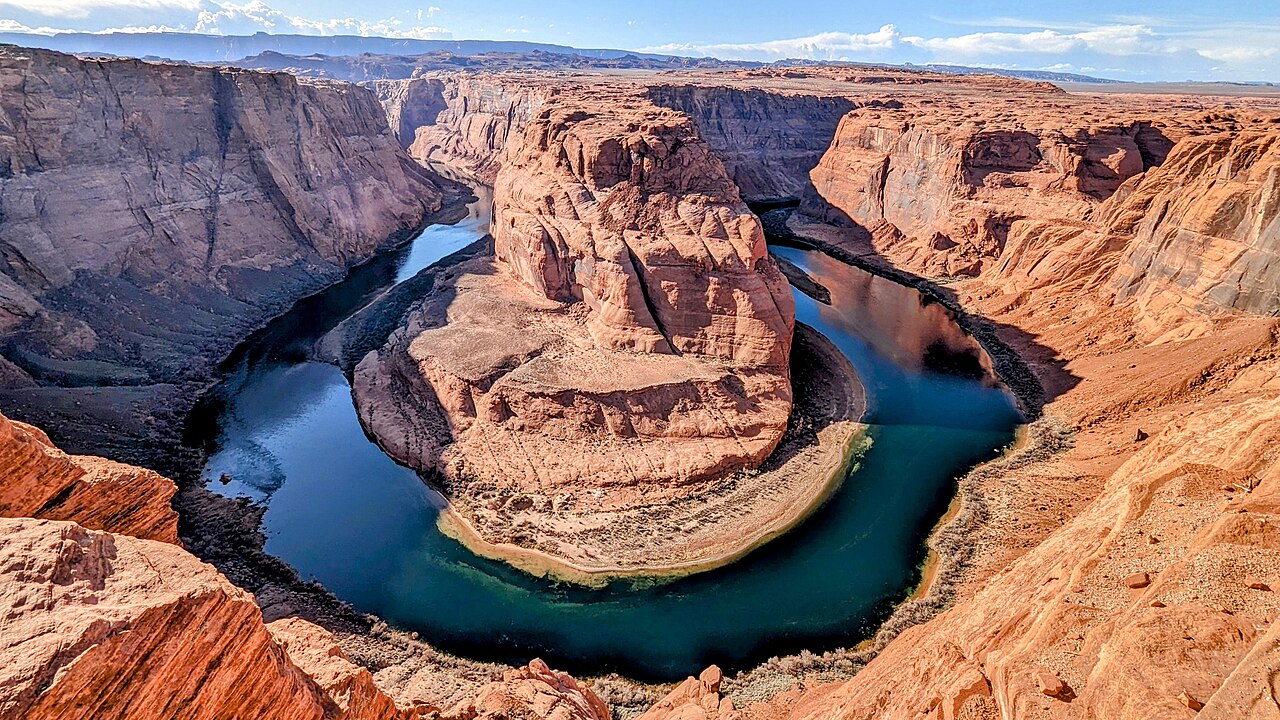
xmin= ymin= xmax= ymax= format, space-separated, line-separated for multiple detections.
xmin=0 ymin=410 xmax=177 ymax=543
xmin=799 ymin=97 xmax=1179 ymax=276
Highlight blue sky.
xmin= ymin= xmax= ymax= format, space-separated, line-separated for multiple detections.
xmin=0 ymin=0 xmax=1276 ymax=81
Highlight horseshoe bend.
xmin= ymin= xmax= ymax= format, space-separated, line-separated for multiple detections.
xmin=0 ymin=16 xmax=1278 ymax=720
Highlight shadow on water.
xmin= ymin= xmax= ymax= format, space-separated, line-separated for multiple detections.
xmin=187 ymin=192 xmax=1022 ymax=682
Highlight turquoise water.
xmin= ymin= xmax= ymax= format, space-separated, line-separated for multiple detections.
xmin=196 ymin=198 xmax=1021 ymax=681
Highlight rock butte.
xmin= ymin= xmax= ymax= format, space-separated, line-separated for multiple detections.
xmin=0 ymin=45 xmax=1276 ymax=720
xmin=348 ymin=87 xmax=885 ymax=574
xmin=361 ymin=88 xmax=796 ymax=493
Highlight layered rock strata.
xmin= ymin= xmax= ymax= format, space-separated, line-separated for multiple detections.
xmin=349 ymin=91 xmax=853 ymax=574
xmin=0 ymin=405 xmax=609 ymax=720
xmin=1110 ymin=129 xmax=1280 ymax=321
xmin=0 ymin=516 xmax=611 ymax=720
xmin=0 ymin=46 xmax=442 ymax=460
xmin=644 ymin=86 xmax=854 ymax=201
xmin=6 ymin=53 xmax=1280 ymax=720
xmin=724 ymin=120 xmax=1280 ymax=718
xmin=377 ymin=75 xmax=552 ymax=183
xmin=798 ymin=100 xmax=1176 ymax=276
xmin=0 ymin=517 xmax=386 ymax=720
xmin=0 ymin=410 xmax=177 ymax=542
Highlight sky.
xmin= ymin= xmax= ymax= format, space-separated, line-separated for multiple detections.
xmin=0 ymin=0 xmax=1277 ymax=81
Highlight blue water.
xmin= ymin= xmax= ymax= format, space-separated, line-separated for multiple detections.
xmin=197 ymin=198 xmax=1022 ymax=681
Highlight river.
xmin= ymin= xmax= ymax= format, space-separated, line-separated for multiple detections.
xmin=192 ymin=187 xmax=1022 ymax=681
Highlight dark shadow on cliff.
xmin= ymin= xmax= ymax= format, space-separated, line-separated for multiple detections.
xmin=760 ymin=202 xmax=1081 ymax=421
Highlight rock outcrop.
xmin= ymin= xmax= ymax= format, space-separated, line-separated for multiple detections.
xmin=0 ymin=46 xmax=442 ymax=460
xmin=639 ymin=666 xmax=738 ymax=720
xmin=0 ymin=418 xmax=610 ymax=720
xmin=351 ymin=89 xmax=815 ymax=574
xmin=798 ymin=98 xmax=1181 ymax=277
xmin=0 ymin=517 xmax=395 ymax=719
xmin=1111 ymin=129 xmax=1280 ymax=321
xmin=0 ymin=515 xmax=613 ymax=720
xmin=0 ymin=410 xmax=177 ymax=542
xmin=441 ymin=659 xmax=609 ymax=720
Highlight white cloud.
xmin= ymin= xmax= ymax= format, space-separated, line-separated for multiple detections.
xmin=901 ymin=24 xmax=1164 ymax=57
xmin=191 ymin=1 xmax=449 ymax=38
xmin=0 ymin=16 xmax=189 ymax=33
xmin=633 ymin=19 xmax=1279 ymax=80
xmin=0 ymin=0 xmax=198 ymax=18
xmin=639 ymin=24 xmax=900 ymax=61
xmin=0 ymin=0 xmax=451 ymax=39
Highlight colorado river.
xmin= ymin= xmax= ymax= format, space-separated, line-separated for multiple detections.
xmin=191 ymin=188 xmax=1022 ymax=681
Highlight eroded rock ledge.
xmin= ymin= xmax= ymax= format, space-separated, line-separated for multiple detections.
xmin=762 ymin=117 xmax=1280 ymax=719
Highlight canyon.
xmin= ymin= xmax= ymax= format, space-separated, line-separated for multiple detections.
xmin=0 ymin=45 xmax=443 ymax=468
xmin=0 ymin=42 xmax=1279 ymax=720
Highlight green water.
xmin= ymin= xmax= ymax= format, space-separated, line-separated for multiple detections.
xmin=196 ymin=197 xmax=1022 ymax=681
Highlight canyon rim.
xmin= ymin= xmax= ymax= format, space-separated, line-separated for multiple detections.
xmin=0 ymin=5 xmax=1279 ymax=720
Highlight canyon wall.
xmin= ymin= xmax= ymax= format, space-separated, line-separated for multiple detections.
xmin=1110 ymin=129 xmax=1280 ymax=322
xmin=798 ymin=97 xmax=1181 ymax=276
xmin=377 ymin=75 xmax=551 ymax=182
xmin=985 ymin=118 xmax=1280 ymax=338
xmin=793 ymin=88 xmax=1280 ymax=330
xmin=645 ymin=85 xmax=854 ymax=201
xmin=749 ymin=112 xmax=1280 ymax=719
xmin=0 ymin=46 xmax=442 ymax=459
xmin=379 ymin=74 xmax=856 ymax=202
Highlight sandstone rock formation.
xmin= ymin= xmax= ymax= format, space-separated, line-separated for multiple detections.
xmin=1111 ymin=129 xmax=1280 ymax=320
xmin=267 ymin=618 xmax=419 ymax=720
xmin=0 ymin=421 xmax=609 ymax=720
xmin=0 ymin=46 xmax=442 ymax=460
xmin=638 ymin=666 xmax=738 ymax=720
xmin=0 ymin=410 xmax=177 ymax=542
xmin=0 ymin=517 xmax=392 ymax=719
xmin=784 ymin=396 xmax=1280 ymax=719
xmin=734 ymin=116 xmax=1280 ymax=719
xmin=441 ymin=659 xmax=609 ymax=720
xmin=378 ymin=75 xmax=552 ymax=183
xmin=5 ymin=50 xmax=1280 ymax=720
xmin=798 ymin=99 xmax=1177 ymax=276
xmin=0 ymin=515 xmax=612 ymax=720
xmin=348 ymin=89 xmax=835 ymax=573
xmin=644 ymin=86 xmax=854 ymax=201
